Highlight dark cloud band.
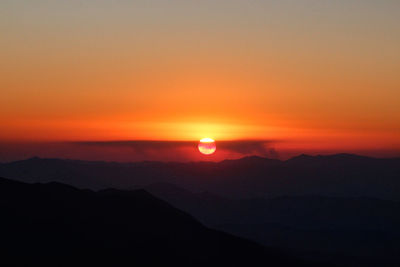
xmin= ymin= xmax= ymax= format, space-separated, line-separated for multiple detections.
xmin=72 ymin=140 xmax=278 ymax=156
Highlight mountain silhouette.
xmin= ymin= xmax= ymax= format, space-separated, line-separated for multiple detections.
xmin=1 ymin=154 xmax=399 ymax=200
xmin=1 ymin=153 xmax=399 ymax=266
xmin=140 ymin=182 xmax=400 ymax=266
xmin=0 ymin=177 xmax=315 ymax=267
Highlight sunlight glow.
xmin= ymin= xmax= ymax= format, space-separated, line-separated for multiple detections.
xmin=200 ymin=138 xmax=215 ymax=143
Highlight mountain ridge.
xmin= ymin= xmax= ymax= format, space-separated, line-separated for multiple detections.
xmin=1 ymin=153 xmax=399 ymax=200
xmin=0 ymin=176 xmax=314 ymax=267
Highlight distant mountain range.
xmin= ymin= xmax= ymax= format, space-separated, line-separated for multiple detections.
xmin=0 ymin=176 xmax=312 ymax=267
xmin=141 ymin=182 xmax=400 ymax=267
xmin=1 ymin=154 xmax=399 ymax=200
xmin=1 ymin=154 xmax=400 ymax=266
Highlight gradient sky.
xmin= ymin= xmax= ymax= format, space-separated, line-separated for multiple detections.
xmin=1 ymin=0 xmax=399 ymax=159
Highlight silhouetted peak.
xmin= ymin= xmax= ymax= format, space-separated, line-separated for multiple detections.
xmin=288 ymin=153 xmax=373 ymax=163
xmin=241 ymin=155 xmax=268 ymax=161
xmin=26 ymin=156 xmax=42 ymax=161
xmin=287 ymin=154 xmax=313 ymax=161
xmin=0 ymin=176 xmax=25 ymax=186
xmin=17 ymin=157 xmax=65 ymax=164
xmin=223 ymin=155 xmax=280 ymax=164
xmin=37 ymin=181 xmax=87 ymax=194
xmin=321 ymin=153 xmax=373 ymax=160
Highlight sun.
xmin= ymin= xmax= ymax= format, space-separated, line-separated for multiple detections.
xmin=198 ymin=138 xmax=216 ymax=155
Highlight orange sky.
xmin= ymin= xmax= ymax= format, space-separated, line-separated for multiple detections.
xmin=1 ymin=1 xmax=399 ymax=156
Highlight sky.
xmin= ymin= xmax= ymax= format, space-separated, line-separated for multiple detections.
xmin=1 ymin=0 xmax=399 ymax=161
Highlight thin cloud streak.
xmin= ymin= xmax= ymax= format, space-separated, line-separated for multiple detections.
xmin=72 ymin=140 xmax=279 ymax=158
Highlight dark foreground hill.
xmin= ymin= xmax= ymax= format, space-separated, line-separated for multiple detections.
xmin=0 ymin=177 xmax=312 ymax=267
xmin=1 ymin=154 xmax=399 ymax=200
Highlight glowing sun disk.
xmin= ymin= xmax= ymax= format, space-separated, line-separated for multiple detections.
xmin=198 ymin=138 xmax=216 ymax=155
